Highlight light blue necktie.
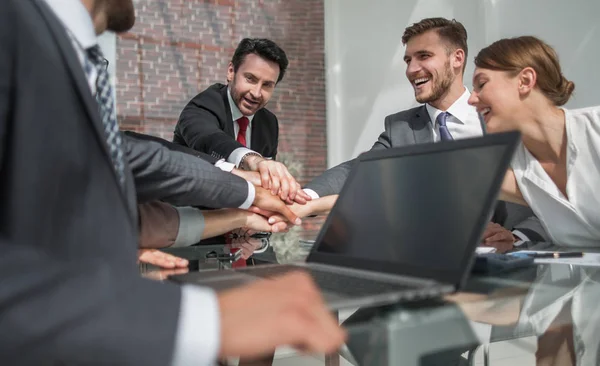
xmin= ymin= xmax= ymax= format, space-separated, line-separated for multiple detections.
xmin=436 ymin=111 xmax=454 ymax=141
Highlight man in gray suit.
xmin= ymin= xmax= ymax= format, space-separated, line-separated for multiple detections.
xmin=0 ymin=0 xmax=345 ymax=364
xmin=298 ymin=18 xmax=548 ymax=252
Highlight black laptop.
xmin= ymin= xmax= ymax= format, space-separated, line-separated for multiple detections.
xmin=171 ymin=132 xmax=521 ymax=310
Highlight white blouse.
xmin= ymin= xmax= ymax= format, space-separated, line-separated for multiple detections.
xmin=511 ymin=106 xmax=600 ymax=247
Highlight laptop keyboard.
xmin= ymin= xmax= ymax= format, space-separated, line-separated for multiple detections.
xmin=236 ymin=265 xmax=418 ymax=297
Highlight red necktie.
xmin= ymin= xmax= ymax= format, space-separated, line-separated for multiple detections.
xmin=228 ymin=117 xmax=250 ymax=268
xmin=236 ymin=116 xmax=249 ymax=147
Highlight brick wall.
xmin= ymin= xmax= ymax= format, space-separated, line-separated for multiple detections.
xmin=115 ymin=0 xmax=327 ymax=184
xmin=115 ymin=0 xmax=327 ymax=233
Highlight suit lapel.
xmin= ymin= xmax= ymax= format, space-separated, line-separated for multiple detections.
xmin=411 ymin=105 xmax=434 ymax=144
xmin=34 ymin=0 xmax=135 ymax=220
xmin=250 ymin=111 xmax=267 ymax=154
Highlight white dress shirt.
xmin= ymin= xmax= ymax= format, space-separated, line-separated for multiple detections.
xmin=511 ymin=106 xmax=600 ymax=247
xmin=43 ymin=1 xmax=221 ymax=364
xmin=425 ymin=87 xmax=483 ymax=142
xmin=227 ymin=88 xmax=262 ymax=167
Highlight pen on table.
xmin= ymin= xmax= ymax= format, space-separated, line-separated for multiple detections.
xmin=530 ymin=252 xmax=583 ymax=259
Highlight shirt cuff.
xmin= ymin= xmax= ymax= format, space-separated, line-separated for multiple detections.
xmin=303 ymin=188 xmax=320 ymax=200
xmin=171 ymin=285 xmax=220 ymax=366
xmin=238 ymin=181 xmax=256 ymax=210
xmin=512 ymin=229 xmax=530 ymax=247
xmin=229 ymin=147 xmax=260 ymax=168
xmin=172 ymin=207 xmax=205 ymax=247
xmin=215 ymin=159 xmax=235 ymax=172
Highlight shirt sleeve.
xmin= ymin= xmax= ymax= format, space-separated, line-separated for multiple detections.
xmin=215 ymin=159 xmax=235 ymax=172
xmin=238 ymin=181 xmax=256 ymax=210
xmin=229 ymin=147 xmax=260 ymax=167
xmin=302 ymin=188 xmax=320 ymax=200
xmin=172 ymin=207 xmax=205 ymax=247
xmin=171 ymin=285 xmax=220 ymax=366
xmin=512 ymin=229 xmax=530 ymax=247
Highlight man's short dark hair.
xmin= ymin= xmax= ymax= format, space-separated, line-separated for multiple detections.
xmin=231 ymin=38 xmax=289 ymax=84
xmin=402 ymin=18 xmax=468 ymax=71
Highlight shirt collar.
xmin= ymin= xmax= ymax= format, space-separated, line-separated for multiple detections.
xmin=43 ymin=0 xmax=97 ymax=49
xmin=227 ymin=87 xmax=255 ymax=123
xmin=425 ymin=87 xmax=472 ymax=125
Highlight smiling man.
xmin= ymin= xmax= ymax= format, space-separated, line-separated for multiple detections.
xmin=173 ymin=38 xmax=310 ymax=205
xmin=299 ymin=18 xmax=549 ymax=253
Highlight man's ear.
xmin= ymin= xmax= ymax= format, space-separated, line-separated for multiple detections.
xmin=518 ymin=67 xmax=537 ymax=96
xmin=226 ymin=62 xmax=235 ymax=83
xmin=452 ymin=48 xmax=466 ymax=72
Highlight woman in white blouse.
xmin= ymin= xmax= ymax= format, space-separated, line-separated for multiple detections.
xmin=468 ymin=36 xmax=600 ymax=247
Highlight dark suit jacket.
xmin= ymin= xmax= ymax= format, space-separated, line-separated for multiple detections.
xmin=0 ymin=1 xmax=249 ymax=363
xmin=173 ymin=83 xmax=279 ymax=159
xmin=124 ymin=130 xmax=219 ymax=164
xmin=306 ymin=105 xmax=547 ymax=237
xmin=173 ymin=83 xmax=280 ymax=245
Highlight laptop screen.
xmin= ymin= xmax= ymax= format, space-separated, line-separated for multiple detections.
xmin=309 ymin=133 xmax=518 ymax=286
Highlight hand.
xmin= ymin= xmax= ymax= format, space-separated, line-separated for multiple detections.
xmin=253 ymin=186 xmax=301 ymax=226
xmin=231 ymin=168 xmax=261 ymax=186
xmin=243 ymin=211 xmax=288 ymax=233
xmin=137 ymin=249 xmax=188 ymax=269
xmin=141 ymin=267 xmax=190 ymax=281
xmin=244 ymin=155 xmax=312 ymax=205
xmin=481 ymin=222 xmax=515 ymax=254
xmin=258 ymin=195 xmax=339 ymax=225
xmin=217 ymin=271 xmax=346 ymax=358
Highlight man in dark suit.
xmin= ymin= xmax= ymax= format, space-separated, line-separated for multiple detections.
xmin=127 ymin=131 xmax=279 ymax=255
xmin=174 ymin=38 xmax=311 ymax=204
xmin=0 ymin=0 xmax=345 ymax=364
xmin=295 ymin=18 xmax=548 ymax=252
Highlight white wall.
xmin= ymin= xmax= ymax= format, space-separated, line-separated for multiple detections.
xmin=324 ymin=0 xmax=600 ymax=167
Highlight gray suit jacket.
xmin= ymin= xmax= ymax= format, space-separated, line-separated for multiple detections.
xmin=306 ymin=105 xmax=549 ymax=240
xmin=306 ymin=105 xmax=432 ymax=196
xmin=0 ymin=0 xmax=248 ymax=364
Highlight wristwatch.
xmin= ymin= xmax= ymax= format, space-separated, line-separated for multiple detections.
xmin=239 ymin=151 xmax=262 ymax=171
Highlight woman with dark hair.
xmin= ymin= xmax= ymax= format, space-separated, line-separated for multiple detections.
xmin=468 ymin=36 xmax=600 ymax=247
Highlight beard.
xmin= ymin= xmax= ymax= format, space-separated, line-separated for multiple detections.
xmin=415 ymin=60 xmax=454 ymax=104
xmin=230 ymin=77 xmax=265 ymax=115
xmin=105 ymin=0 xmax=136 ymax=33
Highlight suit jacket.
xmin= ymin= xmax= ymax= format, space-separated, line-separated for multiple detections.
xmin=0 ymin=1 xmax=249 ymax=364
xmin=173 ymin=83 xmax=279 ymax=159
xmin=125 ymin=130 xmax=219 ymax=164
xmin=306 ymin=105 xmax=546 ymax=235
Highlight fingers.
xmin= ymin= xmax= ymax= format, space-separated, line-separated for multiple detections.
xmin=485 ymin=232 xmax=511 ymax=243
xmin=482 ymin=222 xmax=503 ymax=240
xmin=142 ymin=267 xmax=189 ymax=281
xmin=276 ymin=204 xmax=301 ymax=226
xmin=271 ymin=221 xmax=289 ymax=233
xmin=248 ymin=206 xmax=276 ymax=217
xmin=279 ymin=174 xmax=290 ymax=202
xmin=217 ymin=271 xmax=345 ymax=358
xmin=270 ymin=173 xmax=281 ymax=196
xmin=138 ymin=249 xmax=189 ymax=269
xmin=268 ymin=214 xmax=286 ymax=225
xmin=245 ymin=213 xmax=272 ymax=232
xmin=259 ymin=165 xmax=270 ymax=190
xmin=254 ymin=187 xmax=301 ymax=225
xmin=276 ymin=273 xmax=347 ymax=354
xmin=294 ymin=186 xmax=311 ymax=205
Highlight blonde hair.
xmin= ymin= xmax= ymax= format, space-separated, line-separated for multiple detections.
xmin=474 ymin=36 xmax=574 ymax=106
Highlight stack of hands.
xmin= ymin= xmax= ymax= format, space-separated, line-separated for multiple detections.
xmin=139 ymin=157 xmax=518 ymax=269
